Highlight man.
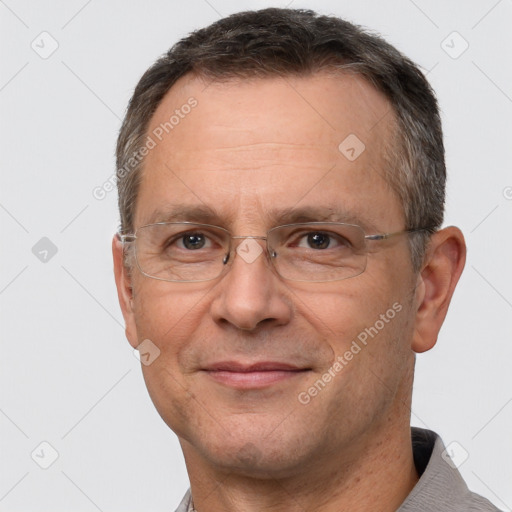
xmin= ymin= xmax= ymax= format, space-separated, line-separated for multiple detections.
xmin=112 ymin=8 xmax=501 ymax=511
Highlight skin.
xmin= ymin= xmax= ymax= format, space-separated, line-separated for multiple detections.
xmin=113 ymin=71 xmax=466 ymax=511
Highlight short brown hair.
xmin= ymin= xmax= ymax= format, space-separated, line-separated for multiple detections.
xmin=116 ymin=7 xmax=444 ymax=271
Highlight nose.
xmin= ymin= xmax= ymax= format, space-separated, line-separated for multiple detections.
xmin=209 ymin=238 xmax=293 ymax=331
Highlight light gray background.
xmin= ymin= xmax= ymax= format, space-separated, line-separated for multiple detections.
xmin=1 ymin=0 xmax=511 ymax=510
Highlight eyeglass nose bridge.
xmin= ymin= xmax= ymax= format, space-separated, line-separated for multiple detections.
xmin=230 ymin=235 xmax=268 ymax=240
xmin=223 ymin=234 xmax=277 ymax=266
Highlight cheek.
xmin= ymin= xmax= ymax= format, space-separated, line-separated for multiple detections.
xmin=293 ymin=272 xmax=414 ymax=404
xmin=133 ymin=278 xmax=210 ymax=339
xmin=294 ymin=277 xmax=395 ymax=351
xmin=132 ymin=281 xmax=216 ymax=386
xmin=311 ymin=295 xmax=413 ymax=419
xmin=132 ymin=282 xmax=213 ymax=435
xmin=140 ymin=362 xmax=201 ymax=442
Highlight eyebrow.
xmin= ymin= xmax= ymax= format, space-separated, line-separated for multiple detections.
xmin=143 ymin=204 xmax=378 ymax=232
xmin=266 ymin=206 xmax=378 ymax=231
xmin=144 ymin=204 xmax=231 ymax=226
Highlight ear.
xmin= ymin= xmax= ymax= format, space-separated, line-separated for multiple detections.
xmin=112 ymin=235 xmax=139 ymax=348
xmin=411 ymin=226 xmax=466 ymax=353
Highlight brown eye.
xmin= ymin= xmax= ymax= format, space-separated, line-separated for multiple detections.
xmin=306 ymin=232 xmax=331 ymax=249
xmin=181 ymin=233 xmax=206 ymax=250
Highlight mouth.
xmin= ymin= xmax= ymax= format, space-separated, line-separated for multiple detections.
xmin=202 ymin=361 xmax=311 ymax=389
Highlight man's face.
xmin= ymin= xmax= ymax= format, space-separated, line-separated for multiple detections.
xmin=121 ymin=72 xmax=420 ymax=477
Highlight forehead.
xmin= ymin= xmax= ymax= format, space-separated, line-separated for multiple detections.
xmin=135 ymin=71 xmax=402 ymax=231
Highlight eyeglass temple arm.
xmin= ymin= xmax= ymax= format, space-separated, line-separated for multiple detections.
xmin=365 ymin=227 xmax=433 ymax=241
xmin=119 ymin=233 xmax=136 ymax=243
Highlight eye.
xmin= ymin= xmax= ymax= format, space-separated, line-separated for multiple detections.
xmin=180 ymin=233 xmax=208 ymax=250
xmin=296 ymin=231 xmax=348 ymax=250
xmin=166 ymin=231 xmax=214 ymax=251
xmin=304 ymin=232 xmax=330 ymax=249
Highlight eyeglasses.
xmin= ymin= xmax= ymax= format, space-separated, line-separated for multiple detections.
xmin=120 ymin=222 xmax=430 ymax=283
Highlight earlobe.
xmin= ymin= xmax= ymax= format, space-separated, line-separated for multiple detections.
xmin=112 ymin=235 xmax=139 ymax=348
xmin=411 ymin=227 xmax=466 ymax=353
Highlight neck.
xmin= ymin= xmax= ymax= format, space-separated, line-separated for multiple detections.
xmin=182 ymin=424 xmax=418 ymax=512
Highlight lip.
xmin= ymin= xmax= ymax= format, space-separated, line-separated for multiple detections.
xmin=203 ymin=361 xmax=310 ymax=389
xmin=205 ymin=361 xmax=305 ymax=372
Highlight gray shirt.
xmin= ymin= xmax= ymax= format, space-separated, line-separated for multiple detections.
xmin=174 ymin=428 xmax=502 ymax=511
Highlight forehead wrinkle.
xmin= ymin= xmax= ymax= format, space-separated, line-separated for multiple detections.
xmin=141 ymin=202 xmax=380 ymax=234
xmin=172 ymin=142 xmax=330 ymax=152
xmin=167 ymin=144 xmax=339 ymax=173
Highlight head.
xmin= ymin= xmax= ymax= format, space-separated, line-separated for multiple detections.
xmin=113 ymin=8 xmax=465 ymax=479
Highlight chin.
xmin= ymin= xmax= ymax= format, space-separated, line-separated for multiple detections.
xmin=185 ymin=421 xmax=317 ymax=479
xmin=210 ymin=443 xmax=306 ymax=479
